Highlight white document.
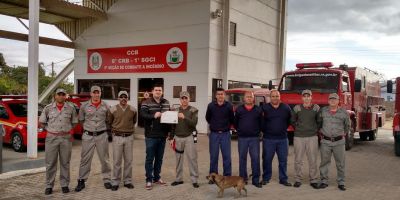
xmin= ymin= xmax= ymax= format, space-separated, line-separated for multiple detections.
xmin=160 ymin=111 xmax=178 ymax=124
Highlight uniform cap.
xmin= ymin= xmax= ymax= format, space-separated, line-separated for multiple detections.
xmin=301 ymin=89 xmax=312 ymax=96
xmin=55 ymin=88 xmax=66 ymax=94
xmin=328 ymin=93 xmax=339 ymax=100
xmin=180 ymin=91 xmax=190 ymax=98
xmin=118 ymin=91 xmax=129 ymax=98
xmin=91 ymin=85 xmax=101 ymax=93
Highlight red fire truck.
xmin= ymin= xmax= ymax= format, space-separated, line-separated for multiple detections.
xmin=389 ymin=77 xmax=400 ymax=156
xmin=276 ymin=62 xmax=385 ymax=150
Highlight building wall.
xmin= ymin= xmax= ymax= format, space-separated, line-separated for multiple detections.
xmin=209 ymin=0 xmax=282 ymax=88
xmin=74 ymin=0 xmax=211 ymax=132
xmin=73 ymin=0 xmax=284 ymax=132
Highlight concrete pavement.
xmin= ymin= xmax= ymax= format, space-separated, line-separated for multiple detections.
xmin=0 ymin=128 xmax=400 ymax=200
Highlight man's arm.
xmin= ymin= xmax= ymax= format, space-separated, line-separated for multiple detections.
xmin=185 ymin=108 xmax=198 ymax=128
xmin=38 ymin=106 xmax=48 ymax=128
xmin=140 ymin=101 xmax=156 ymax=120
xmin=106 ymin=108 xmax=114 ymax=128
xmin=291 ymin=105 xmax=300 ymax=129
xmin=344 ymin=111 xmax=350 ymax=135
xmin=205 ymin=103 xmax=211 ymax=124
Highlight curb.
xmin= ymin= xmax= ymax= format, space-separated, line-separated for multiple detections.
xmin=0 ymin=167 xmax=45 ymax=180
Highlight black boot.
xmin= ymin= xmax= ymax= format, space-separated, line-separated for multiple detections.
xmin=75 ymin=179 xmax=85 ymax=192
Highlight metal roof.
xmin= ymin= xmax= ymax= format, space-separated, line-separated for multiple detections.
xmin=0 ymin=0 xmax=117 ymax=41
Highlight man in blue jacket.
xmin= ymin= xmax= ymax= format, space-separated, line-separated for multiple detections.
xmin=261 ymin=89 xmax=292 ymax=187
xmin=206 ymin=88 xmax=234 ymax=182
xmin=234 ymin=91 xmax=263 ymax=188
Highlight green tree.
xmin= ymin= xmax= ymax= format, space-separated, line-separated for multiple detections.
xmin=0 ymin=53 xmax=73 ymax=95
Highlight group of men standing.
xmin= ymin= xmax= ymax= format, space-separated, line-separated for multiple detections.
xmin=206 ymin=88 xmax=349 ymax=191
xmin=40 ymin=86 xmax=138 ymax=195
xmin=39 ymin=84 xmax=199 ymax=195
xmin=39 ymin=85 xmax=349 ymax=195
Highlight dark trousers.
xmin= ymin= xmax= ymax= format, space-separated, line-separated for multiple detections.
xmin=145 ymin=137 xmax=166 ymax=182
xmin=262 ymin=138 xmax=288 ymax=182
xmin=209 ymin=131 xmax=232 ymax=176
xmin=238 ymin=137 xmax=260 ymax=184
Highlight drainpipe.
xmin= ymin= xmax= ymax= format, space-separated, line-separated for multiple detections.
xmin=221 ymin=0 xmax=230 ymax=89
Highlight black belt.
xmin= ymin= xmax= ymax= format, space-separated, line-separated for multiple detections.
xmin=85 ymin=130 xmax=106 ymax=136
xmin=322 ymin=135 xmax=343 ymax=142
xmin=113 ymin=132 xmax=133 ymax=137
xmin=211 ymin=130 xmax=230 ymax=133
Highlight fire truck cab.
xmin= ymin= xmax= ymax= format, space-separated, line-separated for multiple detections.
xmin=278 ymin=62 xmax=385 ymax=150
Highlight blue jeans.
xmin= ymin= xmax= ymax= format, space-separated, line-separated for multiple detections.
xmin=209 ymin=131 xmax=232 ymax=176
xmin=145 ymin=137 xmax=166 ymax=182
xmin=238 ymin=137 xmax=260 ymax=184
xmin=262 ymin=138 xmax=288 ymax=182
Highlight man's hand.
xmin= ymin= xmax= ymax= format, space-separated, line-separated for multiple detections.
xmin=178 ymin=113 xmax=185 ymax=119
xmin=154 ymin=112 xmax=162 ymax=119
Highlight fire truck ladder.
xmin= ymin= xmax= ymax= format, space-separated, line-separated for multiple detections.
xmin=38 ymin=60 xmax=74 ymax=104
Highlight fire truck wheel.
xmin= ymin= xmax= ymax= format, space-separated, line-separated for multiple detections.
xmin=368 ymin=129 xmax=377 ymax=141
xmin=11 ymin=132 xmax=25 ymax=152
xmin=395 ymin=133 xmax=400 ymax=157
xmin=359 ymin=132 xmax=368 ymax=141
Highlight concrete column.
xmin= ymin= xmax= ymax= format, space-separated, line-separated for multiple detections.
xmin=27 ymin=0 xmax=40 ymax=159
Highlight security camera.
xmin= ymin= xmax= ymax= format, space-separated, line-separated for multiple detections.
xmin=211 ymin=9 xmax=223 ymax=19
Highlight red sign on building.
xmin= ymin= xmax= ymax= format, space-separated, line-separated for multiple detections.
xmin=87 ymin=42 xmax=187 ymax=73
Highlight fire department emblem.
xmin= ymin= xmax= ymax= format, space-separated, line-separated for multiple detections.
xmin=89 ymin=52 xmax=102 ymax=71
xmin=166 ymin=47 xmax=183 ymax=69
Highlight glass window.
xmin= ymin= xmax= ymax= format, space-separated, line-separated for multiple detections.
xmin=255 ymin=96 xmax=265 ymax=106
xmin=7 ymin=103 xmax=44 ymax=117
xmin=77 ymin=79 xmax=130 ymax=100
xmin=342 ymin=76 xmax=349 ymax=92
xmin=280 ymin=72 xmax=339 ymax=93
xmin=0 ymin=105 xmax=8 ymax=119
xmin=225 ymin=92 xmax=244 ymax=107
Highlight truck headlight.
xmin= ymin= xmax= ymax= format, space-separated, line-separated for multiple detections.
xmin=38 ymin=127 xmax=44 ymax=132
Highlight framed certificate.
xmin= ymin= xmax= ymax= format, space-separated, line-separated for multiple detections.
xmin=160 ymin=111 xmax=178 ymax=124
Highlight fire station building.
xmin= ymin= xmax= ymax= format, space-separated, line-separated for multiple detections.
xmin=73 ymin=0 xmax=287 ymax=132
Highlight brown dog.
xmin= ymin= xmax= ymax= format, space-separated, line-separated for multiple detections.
xmin=206 ymin=173 xmax=247 ymax=198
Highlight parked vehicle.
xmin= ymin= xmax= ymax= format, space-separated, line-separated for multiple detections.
xmin=0 ymin=95 xmax=47 ymax=151
xmin=275 ymin=62 xmax=385 ymax=150
xmin=388 ymin=77 xmax=400 ymax=156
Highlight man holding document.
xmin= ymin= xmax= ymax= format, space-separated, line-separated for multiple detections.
xmin=140 ymin=84 xmax=171 ymax=190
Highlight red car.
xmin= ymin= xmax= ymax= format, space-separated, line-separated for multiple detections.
xmin=0 ymin=95 xmax=47 ymax=152
xmin=0 ymin=95 xmax=89 ymax=152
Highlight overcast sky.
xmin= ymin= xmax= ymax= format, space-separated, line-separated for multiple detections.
xmin=0 ymin=0 xmax=399 ymax=80
xmin=286 ymin=0 xmax=400 ymax=80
